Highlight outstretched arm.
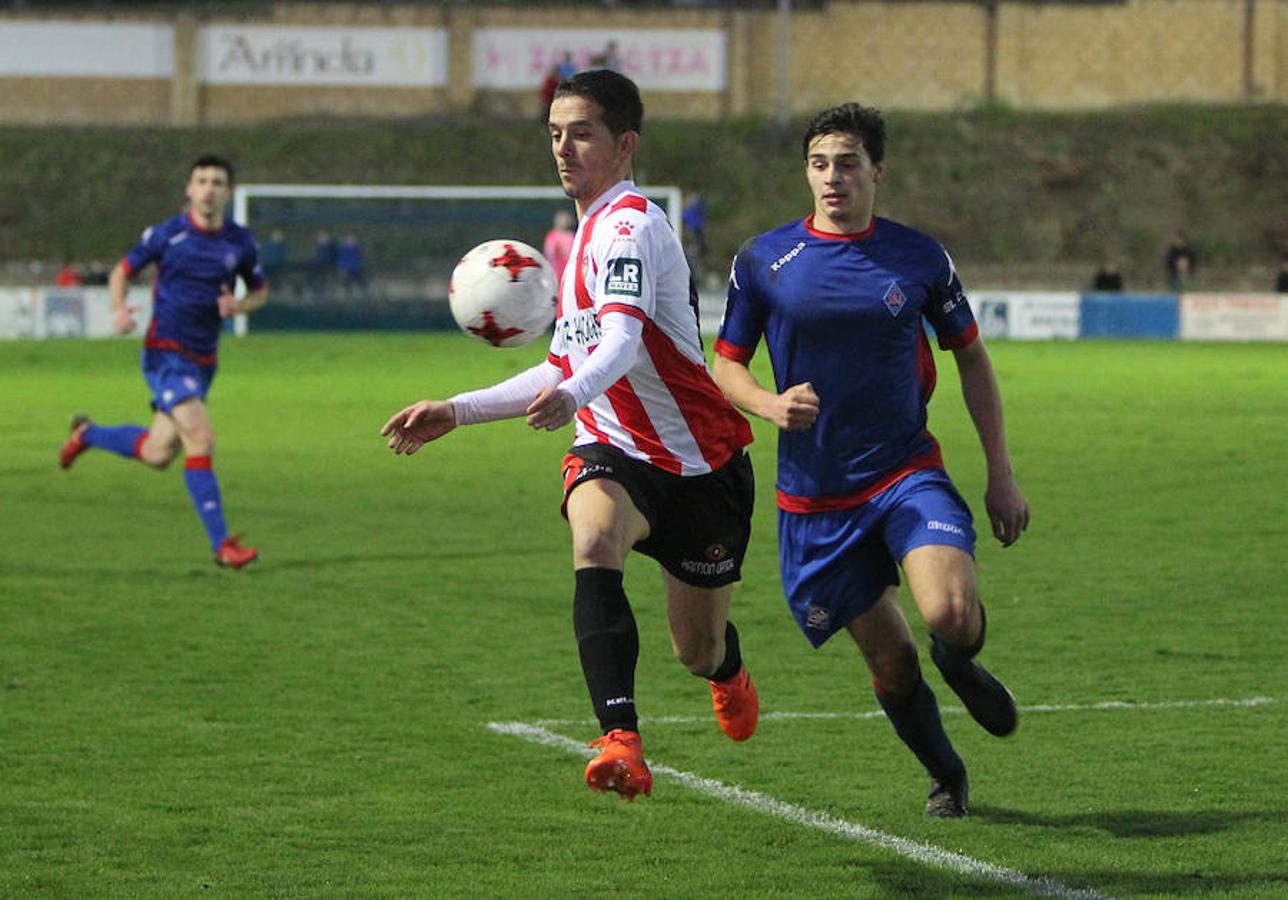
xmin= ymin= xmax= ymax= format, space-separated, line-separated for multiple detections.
xmin=952 ymin=337 xmax=1030 ymax=546
xmin=711 ymin=354 xmax=818 ymax=432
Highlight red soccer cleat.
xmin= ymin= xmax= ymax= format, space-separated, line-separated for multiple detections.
xmin=584 ymin=729 xmax=653 ymax=801
xmin=59 ymin=415 xmax=92 ymax=470
xmin=710 ymin=665 xmax=759 ymax=742
xmin=215 ymin=535 xmax=259 ymax=569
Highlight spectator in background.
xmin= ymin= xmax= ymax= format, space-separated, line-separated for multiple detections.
xmin=593 ymin=40 xmax=622 ymax=72
xmin=1091 ymin=258 xmax=1124 ymax=292
xmin=54 ymin=261 xmax=83 ymax=287
xmin=681 ymin=190 xmax=709 ymax=284
xmin=311 ymin=230 xmax=337 ymax=296
xmin=556 ymin=51 xmax=577 ymax=80
xmin=83 ymin=260 xmax=110 ymax=286
xmin=542 ymin=208 xmax=576 ymax=293
xmin=1276 ymin=258 xmax=1288 ymax=293
xmin=1164 ymin=229 xmax=1197 ymax=292
xmin=261 ymin=229 xmax=288 ymax=285
xmin=337 ymin=232 xmax=367 ymax=299
xmin=539 ymin=64 xmax=561 ymax=122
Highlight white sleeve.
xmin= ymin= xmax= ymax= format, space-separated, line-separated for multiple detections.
xmin=558 ymin=310 xmax=642 ymax=409
xmin=450 ymin=360 xmax=562 ymax=425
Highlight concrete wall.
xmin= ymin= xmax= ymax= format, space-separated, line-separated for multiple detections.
xmin=0 ymin=0 xmax=1283 ymax=127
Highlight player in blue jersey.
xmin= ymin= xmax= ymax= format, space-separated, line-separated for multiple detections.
xmin=712 ymin=103 xmax=1030 ymax=817
xmin=59 ymin=155 xmax=268 ymax=569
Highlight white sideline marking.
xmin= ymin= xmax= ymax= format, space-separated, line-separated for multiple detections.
xmin=487 ymin=720 xmax=1108 ymax=899
xmin=527 ymin=695 xmax=1276 ymax=728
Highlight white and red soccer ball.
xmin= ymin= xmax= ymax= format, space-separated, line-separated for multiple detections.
xmin=448 ymin=239 xmax=558 ymax=348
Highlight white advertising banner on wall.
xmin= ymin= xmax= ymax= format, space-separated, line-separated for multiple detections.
xmin=0 ymin=288 xmax=152 ymax=340
xmin=198 ymin=26 xmax=449 ymax=87
xmin=968 ymin=291 xmax=1081 ymax=340
xmin=1180 ymin=293 xmax=1288 ymax=341
xmin=473 ymin=29 xmax=726 ymax=91
xmin=0 ymin=22 xmax=174 ymax=78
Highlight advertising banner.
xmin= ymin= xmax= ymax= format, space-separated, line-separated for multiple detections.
xmin=1180 ymin=293 xmax=1288 ymax=341
xmin=1079 ymin=293 xmax=1179 ymax=339
xmin=473 ymin=29 xmax=725 ymax=91
xmin=967 ymin=291 xmax=1080 ymax=340
xmin=198 ymin=26 xmax=449 ymax=87
xmin=0 ymin=288 xmax=152 ymax=340
xmin=0 ymin=22 xmax=174 ymax=78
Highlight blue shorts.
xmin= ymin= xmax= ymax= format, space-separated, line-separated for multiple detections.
xmin=778 ymin=468 xmax=975 ymax=648
xmin=142 ymin=349 xmax=216 ymax=414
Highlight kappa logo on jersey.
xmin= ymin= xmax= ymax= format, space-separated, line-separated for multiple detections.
xmin=770 ymin=241 xmax=806 ymax=273
xmin=605 ymin=258 xmax=643 ymax=297
xmin=168 ymin=231 xmax=188 ymax=246
xmin=883 ymin=281 xmax=907 ymax=317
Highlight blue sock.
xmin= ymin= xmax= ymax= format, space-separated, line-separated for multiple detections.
xmin=874 ymin=675 xmax=965 ymax=781
xmin=83 ymin=424 xmax=148 ymax=460
xmin=183 ymin=456 xmax=227 ymax=551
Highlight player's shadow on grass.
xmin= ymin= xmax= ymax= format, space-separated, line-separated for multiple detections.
xmin=971 ymin=804 xmax=1270 ymax=837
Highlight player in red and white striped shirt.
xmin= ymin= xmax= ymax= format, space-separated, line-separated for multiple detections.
xmin=382 ymin=70 xmax=758 ymax=801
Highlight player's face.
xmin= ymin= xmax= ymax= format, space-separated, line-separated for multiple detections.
xmin=805 ymin=132 xmax=883 ymax=233
xmin=548 ymin=95 xmax=637 ymax=214
xmin=185 ymin=166 xmax=232 ymax=225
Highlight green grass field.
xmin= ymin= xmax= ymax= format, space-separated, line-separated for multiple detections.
xmin=2 ymin=334 xmax=1285 ymax=898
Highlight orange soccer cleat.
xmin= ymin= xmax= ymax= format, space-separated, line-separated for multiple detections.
xmin=215 ymin=535 xmax=259 ymax=569
xmin=584 ymin=729 xmax=653 ymax=801
xmin=710 ymin=665 xmax=759 ymax=742
xmin=59 ymin=415 xmax=93 ymax=470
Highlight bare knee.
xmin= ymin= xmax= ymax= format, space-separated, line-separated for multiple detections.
xmin=674 ymin=633 xmax=722 ymax=677
xmin=922 ymin=591 xmax=978 ymax=645
xmin=137 ymin=437 xmax=179 ymax=470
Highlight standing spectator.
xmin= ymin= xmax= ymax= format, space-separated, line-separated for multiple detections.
xmin=681 ymin=190 xmax=709 ymax=284
xmin=260 ymin=229 xmax=288 ymax=285
xmin=556 ymin=50 xmax=577 ymax=80
xmin=1275 ymin=257 xmax=1288 ymax=293
xmin=311 ymin=230 xmax=337 ymax=297
xmin=337 ymin=232 xmax=367 ymax=299
xmin=1164 ymin=229 xmax=1197 ymax=292
xmin=542 ymin=208 xmax=576 ymax=294
xmin=593 ymin=40 xmax=622 ymax=72
xmin=1091 ymin=258 xmax=1124 ymax=292
xmin=54 ymin=261 xmax=83 ymax=287
xmin=83 ymin=260 xmax=110 ymax=286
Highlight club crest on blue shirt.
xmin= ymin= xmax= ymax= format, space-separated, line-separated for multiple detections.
xmin=883 ymin=281 xmax=907 ymax=317
xmin=223 ymin=252 xmax=238 ymax=271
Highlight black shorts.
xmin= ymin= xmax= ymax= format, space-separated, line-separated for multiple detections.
xmin=561 ymin=444 xmax=755 ymax=589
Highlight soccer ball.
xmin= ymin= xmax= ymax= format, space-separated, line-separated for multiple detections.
xmin=448 ymin=239 xmax=558 ymax=348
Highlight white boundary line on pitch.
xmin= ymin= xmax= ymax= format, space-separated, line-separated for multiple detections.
xmin=487 ymin=720 xmax=1109 ymax=900
xmin=525 ymin=695 xmax=1277 ymax=728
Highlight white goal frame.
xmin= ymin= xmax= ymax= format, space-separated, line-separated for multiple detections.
xmin=231 ymin=183 xmax=684 ymax=336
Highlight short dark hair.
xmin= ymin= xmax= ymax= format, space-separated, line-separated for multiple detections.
xmin=801 ymin=103 xmax=886 ymax=165
xmin=553 ymin=69 xmax=643 ymax=136
xmin=190 ymin=154 xmax=235 ymax=184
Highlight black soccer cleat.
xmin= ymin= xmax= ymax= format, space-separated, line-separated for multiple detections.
xmin=931 ymin=635 xmax=1018 ymax=737
xmin=926 ymin=769 xmax=969 ymax=818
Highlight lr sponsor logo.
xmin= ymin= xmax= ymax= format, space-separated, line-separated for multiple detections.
xmin=605 ymin=257 xmax=643 ymax=297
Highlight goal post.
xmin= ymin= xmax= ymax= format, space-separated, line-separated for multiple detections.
xmin=230 ymin=183 xmax=684 ymax=336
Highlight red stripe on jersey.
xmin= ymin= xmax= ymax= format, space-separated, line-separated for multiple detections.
xmin=144 ymin=319 xmax=219 ymax=365
xmin=916 ymin=328 xmax=938 ymax=407
xmin=576 ymin=406 xmax=612 ymax=446
xmin=640 ymin=320 xmax=753 ymax=472
xmin=571 ymin=204 xmax=610 ymax=312
xmin=713 ymin=337 xmax=754 ymax=364
xmin=598 ymin=303 xmax=646 ymax=322
xmin=939 ymin=321 xmax=979 ymax=351
xmin=602 ymin=378 xmax=683 ymax=474
xmin=803 ymin=213 xmax=876 ymax=242
xmin=776 ymin=447 xmax=944 ymax=513
xmin=547 ymin=352 xmax=562 ymax=368
xmin=120 ymin=257 xmax=135 ymax=277
xmin=609 ymin=194 xmax=649 ymax=214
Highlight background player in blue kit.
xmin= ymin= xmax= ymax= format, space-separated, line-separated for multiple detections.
xmin=60 ymin=155 xmax=268 ymax=569
xmin=712 ymin=104 xmax=1030 ymax=817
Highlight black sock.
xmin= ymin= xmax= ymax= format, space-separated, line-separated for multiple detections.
xmin=874 ymin=675 xmax=965 ymax=781
xmin=706 ymin=620 xmax=743 ymax=683
xmin=573 ymin=567 xmax=639 ymax=734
